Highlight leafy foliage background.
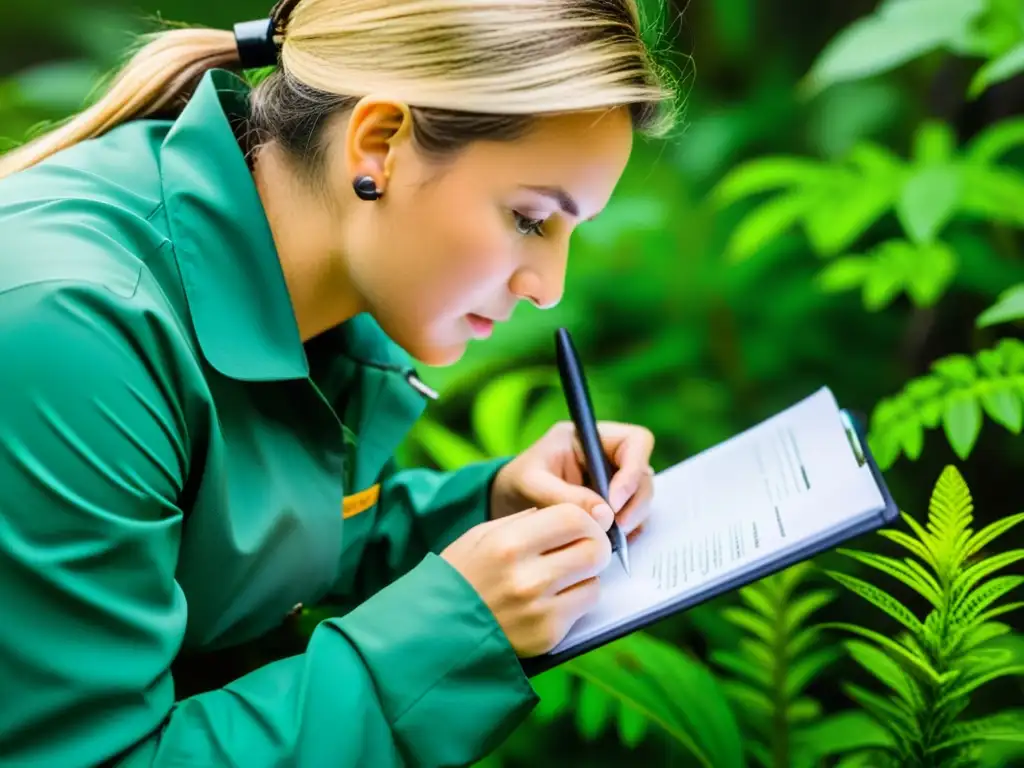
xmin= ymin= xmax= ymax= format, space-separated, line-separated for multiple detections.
xmin=3 ymin=0 xmax=1024 ymax=765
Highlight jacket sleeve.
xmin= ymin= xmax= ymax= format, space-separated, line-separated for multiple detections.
xmin=0 ymin=280 xmax=537 ymax=768
xmin=349 ymin=456 xmax=513 ymax=597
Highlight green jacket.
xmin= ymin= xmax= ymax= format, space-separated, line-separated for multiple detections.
xmin=0 ymin=69 xmax=538 ymax=767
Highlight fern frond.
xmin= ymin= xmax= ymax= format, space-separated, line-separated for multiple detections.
xmin=932 ymin=710 xmax=1024 ymax=751
xmin=710 ymin=649 xmax=773 ymax=688
xmin=951 ymin=549 xmax=1024 ymax=602
xmin=841 ymin=682 xmax=919 ymax=743
xmin=836 ymin=548 xmax=943 ymax=607
xmin=954 ymin=575 xmax=1024 ymax=623
xmin=927 ymin=466 xmax=975 ymax=579
xmin=786 ymin=647 xmax=842 ymax=698
xmin=844 ymin=639 xmax=925 ymax=708
xmin=975 ymin=601 xmax=1024 ymax=625
xmin=784 ymin=589 xmax=835 ymax=633
xmin=877 ymin=528 xmax=938 ymax=570
xmin=721 ymin=606 xmax=775 ymax=644
xmin=868 ymin=340 xmax=1024 ymax=468
xmin=821 ymin=622 xmax=942 ymax=684
xmin=825 ymin=571 xmax=925 ymax=636
xmin=965 ymin=512 xmax=1024 ymax=557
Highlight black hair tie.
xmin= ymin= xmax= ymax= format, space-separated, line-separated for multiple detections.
xmin=234 ymin=18 xmax=278 ymax=69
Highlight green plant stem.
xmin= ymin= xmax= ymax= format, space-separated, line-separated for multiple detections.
xmin=772 ymin=590 xmax=790 ymax=768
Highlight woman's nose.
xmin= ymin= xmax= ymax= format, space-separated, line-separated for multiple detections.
xmin=509 ymin=251 xmax=568 ymax=310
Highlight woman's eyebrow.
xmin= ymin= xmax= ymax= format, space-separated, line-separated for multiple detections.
xmin=519 ymin=184 xmax=580 ymax=218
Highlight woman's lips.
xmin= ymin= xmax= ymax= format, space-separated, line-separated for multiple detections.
xmin=466 ymin=313 xmax=495 ymax=339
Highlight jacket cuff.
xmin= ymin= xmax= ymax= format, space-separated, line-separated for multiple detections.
xmin=328 ymin=551 xmax=537 ymax=765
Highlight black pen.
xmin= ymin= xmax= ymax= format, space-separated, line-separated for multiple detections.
xmin=555 ymin=327 xmax=630 ymax=576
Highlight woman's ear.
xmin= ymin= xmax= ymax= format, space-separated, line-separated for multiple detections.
xmin=343 ymin=98 xmax=414 ymax=192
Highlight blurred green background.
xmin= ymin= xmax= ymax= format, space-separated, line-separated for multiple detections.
xmin=5 ymin=0 xmax=1024 ymax=765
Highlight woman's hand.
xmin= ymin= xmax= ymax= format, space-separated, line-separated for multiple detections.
xmin=440 ymin=502 xmax=612 ymax=656
xmin=489 ymin=421 xmax=655 ymax=540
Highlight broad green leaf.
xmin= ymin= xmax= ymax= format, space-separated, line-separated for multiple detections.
xmin=970 ymin=41 xmax=1024 ymax=98
xmin=617 ymin=703 xmax=650 ymax=748
xmin=933 ymin=354 xmax=978 ymax=383
xmin=725 ymin=193 xmax=811 ymax=262
xmin=531 ymin=668 xmax=573 ymax=722
xmin=576 ymin=681 xmax=615 ymax=740
xmin=825 ymin=572 xmax=925 ymax=635
xmin=803 ymin=177 xmax=898 ymax=256
xmin=896 ymin=165 xmax=961 ymax=243
xmin=409 ymin=419 xmax=488 ymax=471
xmin=943 ymin=392 xmax=983 ymax=459
xmin=905 ymin=241 xmax=958 ymax=306
xmin=966 ymin=117 xmax=1024 ymax=165
xmin=712 ymin=157 xmax=829 ymax=206
xmin=976 ymin=283 xmax=1024 ymax=328
xmin=471 ymin=368 xmax=554 ymax=457
xmin=817 ymin=257 xmax=871 ymax=293
xmin=979 ymin=386 xmax=1023 ymax=433
xmin=913 ymin=121 xmax=958 ymax=165
xmin=801 ymin=0 xmax=987 ymax=95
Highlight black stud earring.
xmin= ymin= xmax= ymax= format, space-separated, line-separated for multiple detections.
xmin=353 ymin=175 xmax=382 ymax=201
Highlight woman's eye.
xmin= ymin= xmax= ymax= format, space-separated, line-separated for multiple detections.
xmin=512 ymin=211 xmax=545 ymax=238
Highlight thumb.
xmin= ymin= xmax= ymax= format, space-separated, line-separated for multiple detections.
xmin=608 ymin=463 xmax=652 ymax=513
xmin=522 ymin=468 xmax=615 ymax=531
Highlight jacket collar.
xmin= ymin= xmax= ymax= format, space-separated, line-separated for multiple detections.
xmin=158 ymin=68 xmax=432 ymax=391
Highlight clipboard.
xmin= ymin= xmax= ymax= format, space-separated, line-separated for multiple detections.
xmin=520 ymin=408 xmax=899 ymax=677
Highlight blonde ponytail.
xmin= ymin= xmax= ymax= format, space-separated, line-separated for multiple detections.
xmin=0 ymin=28 xmax=240 ymax=180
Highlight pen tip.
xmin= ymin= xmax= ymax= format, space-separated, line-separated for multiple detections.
xmin=618 ymin=549 xmax=630 ymax=577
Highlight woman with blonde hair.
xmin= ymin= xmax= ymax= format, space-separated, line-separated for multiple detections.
xmin=0 ymin=0 xmax=676 ymax=765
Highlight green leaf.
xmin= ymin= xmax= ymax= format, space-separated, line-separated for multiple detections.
xmin=933 ymin=709 xmax=1024 ymax=750
xmin=940 ymin=664 xmax=1024 ymax=703
xmin=804 ymin=177 xmax=899 ymax=256
xmin=977 ymin=283 xmax=1024 ymax=328
xmin=943 ymin=392 xmax=983 ymax=459
xmin=966 ymin=512 xmax=1024 ymax=556
xmin=966 ymin=117 xmax=1024 ymax=165
xmin=787 ymin=697 xmax=823 ymax=725
xmin=787 ymin=647 xmax=842 ymax=697
xmin=913 ymin=121 xmax=958 ymax=165
xmin=471 ymin=368 xmax=555 ymax=457
xmin=567 ymin=634 xmax=745 ymax=768
xmin=953 ymin=549 xmax=1024 ymax=597
xmin=825 ymin=571 xmax=925 ymax=636
xmin=822 ymin=622 xmax=942 ymax=684
xmin=801 ymin=0 xmax=987 ymax=95
xmin=817 ymin=257 xmax=872 ymax=293
xmin=725 ymin=193 xmax=811 ymax=262
xmin=793 ymin=710 xmax=896 ymax=760
xmin=979 ymin=385 xmax=1023 ymax=433
xmin=617 ymin=703 xmax=650 ymax=748
xmin=576 ymin=681 xmax=615 ymax=740
xmin=837 ymin=548 xmax=943 ymax=607
xmin=711 ymin=649 xmax=773 ymax=687
xmin=844 ymin=639 xmax=922 ymax=705
xmin=955 ymin=575 xmax=1024 ymax=622
xmin=840 ymin=682 xmax=919 ymax=741
xmin=785 ymin=590 xmax=836 ymax=634
xmin=409 ymin=419 xmax=489 ymax=471
xmin=712 ymin=157 xmax=829 ymax=206
xmin=896 ymin=165 xmax=961 ymax=243
xmin=721 ymin=606 xmax=776 ymax=644
xmin=531 ymin=668 xmax=573 ymax=722
xmin=877 ymin=528 xmax=940 ymax=570
xmin=970 ymin=41 xmax=1024 ymax=98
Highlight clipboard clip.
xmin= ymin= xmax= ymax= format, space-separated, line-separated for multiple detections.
xmin=840 ymin=410 xmax=867 ymax=467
